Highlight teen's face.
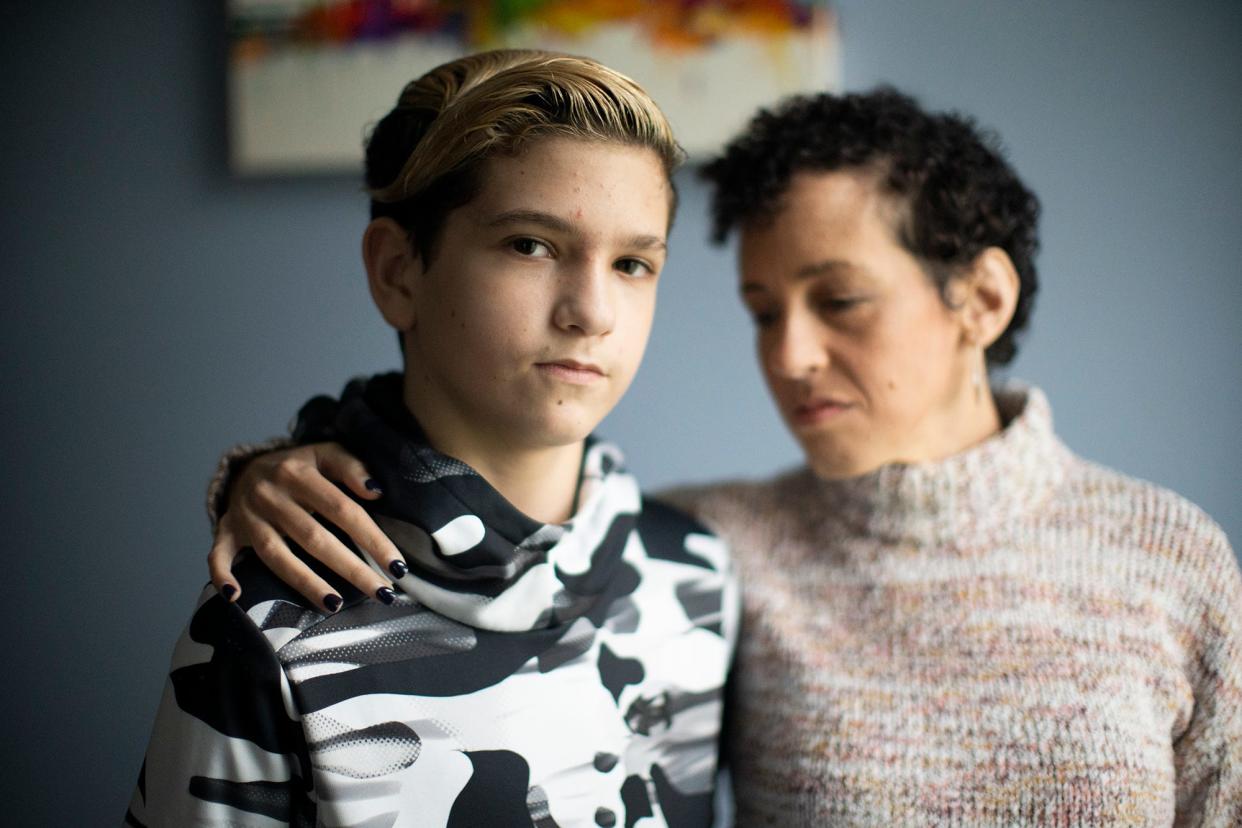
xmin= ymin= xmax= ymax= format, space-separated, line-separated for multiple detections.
xmin=739 ymin=170 xmax=976 ymax=479
xmin=404 ymin=137 xmax=670 ymax=453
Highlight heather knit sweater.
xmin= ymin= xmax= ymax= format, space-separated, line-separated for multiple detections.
xmin=669 ymin=387 xmax=1241 ymax=827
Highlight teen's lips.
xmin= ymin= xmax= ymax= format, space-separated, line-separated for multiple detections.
xmin=791 ymin=396 xmax=855 ymax=426
xmin=535 ymin=359 xmax=607 ymax=385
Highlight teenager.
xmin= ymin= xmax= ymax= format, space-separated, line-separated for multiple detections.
xmin=128 ymin=50 xmax=738 ymax=828
xmin=207 ymin=88 xmax=1242 ymax=825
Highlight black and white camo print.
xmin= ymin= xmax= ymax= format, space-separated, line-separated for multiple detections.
xmin=127 ymin=375 xmax=739 ymax=827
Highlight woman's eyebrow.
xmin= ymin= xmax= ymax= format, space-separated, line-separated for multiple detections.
xmin=796 ymin=259 xmax=861 ymax=279
xmin=740 ymin=259 xmax=865 ymax=294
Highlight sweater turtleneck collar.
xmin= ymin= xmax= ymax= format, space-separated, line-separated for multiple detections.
xmin=800 ymin=386 xmax=1068 ymax=548
xmin=313 ymin=373 xmax=640 ymax=633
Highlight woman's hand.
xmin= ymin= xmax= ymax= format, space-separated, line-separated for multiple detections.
xmin=209 ymin=443 xmax=404 ymax=612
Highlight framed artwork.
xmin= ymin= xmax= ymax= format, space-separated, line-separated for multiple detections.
xmin=228 ymin=1 xmax=839 ymax=174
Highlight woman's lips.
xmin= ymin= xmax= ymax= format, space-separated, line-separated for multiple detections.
xmin=536 ymin=360 xmax=606 ymax=385
xmin=792 ymin=398 xmax=854 ymax=426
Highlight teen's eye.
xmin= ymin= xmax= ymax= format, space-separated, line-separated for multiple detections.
xmin=510 ymin=237 xmax=552 ymax=258
xmin=614 ymin=257 xmax=653 ymax=278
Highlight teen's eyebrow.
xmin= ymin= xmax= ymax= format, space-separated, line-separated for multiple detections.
xmin=487 ymin=210 xmax=575 ymax=234
xmin=622 ymin=234 xmax=667 ymax=252
xmin=487 ymin=210 xmax=666 ymax=251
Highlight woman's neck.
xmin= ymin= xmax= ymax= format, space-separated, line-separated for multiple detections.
xmin=904 ymin=365 xmax=1006 ymax=468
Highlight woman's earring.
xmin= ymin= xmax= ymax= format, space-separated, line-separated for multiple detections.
xmin=972 ymin=352 xmax=985 ymax=401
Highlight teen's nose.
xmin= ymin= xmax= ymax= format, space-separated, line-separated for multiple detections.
xmin=765 ymin=307 xmax=829 ymax=380
xmin=553 ymin=259 xmax=615 ymax=336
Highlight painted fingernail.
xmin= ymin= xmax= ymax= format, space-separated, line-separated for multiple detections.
xmin=388 ymin=559 xmax=408 ymax=579
xmin=324 ymin=594 xmax=342 ymax=613
xmin=376 ymin=586 xmax=396 ymax=605
xmin=365 ymin=479 xmax=383 ymax=494
xmin=221 ymin=584 xmax=236 ymax=601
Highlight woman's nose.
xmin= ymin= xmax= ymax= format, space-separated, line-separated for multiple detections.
xmin=766 ymin=310 xmax=828 ymax=379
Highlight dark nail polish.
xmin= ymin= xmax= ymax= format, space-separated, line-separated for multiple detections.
xmin=388 ymin=559 xmax=408 ymax=579
xmin=221 ymin=584 xmax=236 ymax=601
xmin=376 ymin=586 xmax=396 ymax=605
xmin=324 ymin=594 xmax=342 ymax=613
xmin=365 ymin=478 xmax=383 ymax=495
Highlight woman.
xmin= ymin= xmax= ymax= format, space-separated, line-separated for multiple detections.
xmin=208 ymin=90 xmax=1241 ymax=825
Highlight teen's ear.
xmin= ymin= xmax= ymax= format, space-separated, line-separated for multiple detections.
xmin=362 ymin=218 xmax=421 ymax=331
xmin=957 ymin=246 xmax=1020 ymax=350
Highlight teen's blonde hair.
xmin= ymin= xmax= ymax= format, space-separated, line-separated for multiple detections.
xmin=371 ymin=49 xmax=681 ymax=201
xmin=364 ymin=50 xmax=682 ymax=261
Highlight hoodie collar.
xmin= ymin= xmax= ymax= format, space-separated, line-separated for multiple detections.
xmin=331 ymin=374 xmax=639 ymax=632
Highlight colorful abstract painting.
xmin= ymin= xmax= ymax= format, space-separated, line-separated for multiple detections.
xmin=228 ymin=0 xmax=839 ymax=173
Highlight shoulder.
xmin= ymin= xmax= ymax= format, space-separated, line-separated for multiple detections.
xmin=652 ymin=468 xmax=808 ymax=539
xmin=635 ymin=492 xmax=733 ymax=575
xmin=1057 ymin=453 xmax=1237 ymax=592
xmin=1061 ymin=455 xmax=1230 ymax=547
xmin=159 ymin=561 xmax=325 ymax=750
xmin=638 ymin=495 xmax=712 ymax=536
xmin=200 ymin=548 xmax=340 ymax=647
xmin=1007 ymin=386 xmax=1236 ymax=586
xmin=638 ymin=490 xmax=743 ymax=649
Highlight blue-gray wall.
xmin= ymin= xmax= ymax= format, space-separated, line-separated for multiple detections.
xmin=2 ymin=2 xmax=1238 ymax=822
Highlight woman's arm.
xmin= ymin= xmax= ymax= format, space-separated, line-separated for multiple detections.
xmin=1173 ymin=526 xmax=1242 ymax=825
xmin=208 ymin=441 xmax=403 ymax=613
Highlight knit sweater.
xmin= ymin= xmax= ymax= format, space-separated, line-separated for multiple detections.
xmin=668 ymin=387 xmax=1241 ymax=827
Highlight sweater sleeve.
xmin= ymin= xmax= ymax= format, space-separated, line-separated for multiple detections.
xmin=126 ymin=587 xmax=315 ymax=827
xmin=1173 ymin=526 xmax=1242 ymax=827
xmin=205 ymin=436 xmax=295 ymax=531
xmin=205 ymin=391 xmax=351 ymax=529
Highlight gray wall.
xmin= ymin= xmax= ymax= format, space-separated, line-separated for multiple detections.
xmin=2 ymin=2 xmax=1238 ymax=822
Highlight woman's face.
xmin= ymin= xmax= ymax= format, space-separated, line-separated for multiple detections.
xmin=738 ymin=169 xmax=988 ymax=479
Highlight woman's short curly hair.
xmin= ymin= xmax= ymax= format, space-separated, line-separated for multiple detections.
xmin=701 ymin=87 xmax=1040 ymax=367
